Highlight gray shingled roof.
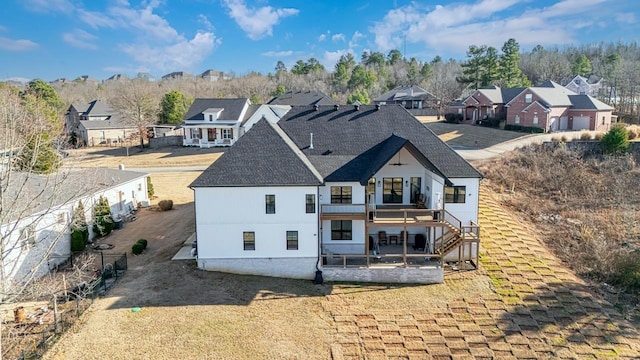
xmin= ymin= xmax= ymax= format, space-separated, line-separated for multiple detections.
xmin=4 ymin=168 xmax=148 ymax=224
xmin=374 ymin=85 xmax=435 ymax=102
xmin=79 ymin=115 xmax=135 ymax=130
xmin=268 ymin=90 xmax=336 ymax=106
xmin=278 ymin=105 xmax=482 ymax=180
xmin=84 ymin=100 xmax=114 ymax=116
xmin=184 ymin=98 xmax=249 ymax=121
xmin=190 ymin=119 xmax=323 ymax=187
xmin=568 ymin=95 xmax=613 ymax=110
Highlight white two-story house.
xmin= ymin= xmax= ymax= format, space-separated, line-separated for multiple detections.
xmin=190 ymin=104 xmax=483 ymax=284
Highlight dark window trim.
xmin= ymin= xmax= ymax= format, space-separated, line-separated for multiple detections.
xmin=330 ymin=186 xmax=352 ymax=204
xmin=265 ymin=194 xmax=275 ymax=214
xmin=243 ymin=231 xmax=255 ymax=251
xmin=331 ymin=220 xmax=352 ymax=240
xmin=305 ymin=194 xmax=316 ymax=214
xmin=286 ymin=231 xmax=298 ymax=250
xmin=383 ymin=177 xmax=403 ymax=204
xmin=410 ymin=177 xmax=421 ymax=203
xmin=445 ymin=186 xmax=466 ymax=204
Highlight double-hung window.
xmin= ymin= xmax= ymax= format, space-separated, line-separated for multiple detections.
xmin=243 ymin=232 xmax=255 ymax=250
xmin=265 ymin=194 xmax=275 ymax=214
xmin=305 ymin=194 xmax=315 ymax=213
xmin=286 ymin=231 xmax=298 ymax=250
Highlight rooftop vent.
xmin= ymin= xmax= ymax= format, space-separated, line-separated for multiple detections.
xmin=309 ymin=133 xmax=314 ymax=150
xmin=354 ymin=104 xmax=360 ymax=111
xmin=334 ymin=104 xmax=339 ymax=111
xmin=376 ymin=104 xmax=381 ymax=110
xmin=313 ymin=104 xmax=319 ymax=111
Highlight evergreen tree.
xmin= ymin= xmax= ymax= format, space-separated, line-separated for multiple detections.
xmin=500 ymin=38 xmax=531 ymax=87
xmin=481 ymin=46 xmax=501 ymax=87
xmin=13 ymin=132 xmax=61 ymax=174
xmin=92 ymin=196 xmax=113 ymax=237
xmin=348 ymin=65 xmax=377 ymax=91
xmin=457 ymin=45 xmax=487 ymax=90
xmin=347 ymin=90 xmax=370 ymax=104
xmin=572 ymin=54 xmax=592 ymax=76
xmin=158 ymin=90 xmax=192 ymax=125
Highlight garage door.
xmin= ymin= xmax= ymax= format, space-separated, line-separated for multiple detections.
xmin=573 ymin=116 xmax=590 ymax=130
xmin=559 ymin=117 xmax=568 ymax=130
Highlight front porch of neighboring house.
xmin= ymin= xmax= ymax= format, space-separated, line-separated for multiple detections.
xmin=462 ymin=105 xmax=496 ymax=124
xmin=319 ymin=204 xmax=480 ymax=283
xmin=183 ymin=126 xmax=237 ymax=147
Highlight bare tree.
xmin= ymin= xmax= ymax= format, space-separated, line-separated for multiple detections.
xmin=107 ymin=79 xmax=161 ymax=148
xmin=424 ymin=60 xmax=465 ymax=118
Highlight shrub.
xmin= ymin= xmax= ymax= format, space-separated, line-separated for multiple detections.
xmin=444 ymin=113 xmax=462 ymax=123
xmin=132 ymin=243 xmax=144 ymax=255
xmin=611 ymin=252 xmax=640 ymax=293
xmin=136 ymin=239 xmax=148 ymax=249
xmin=92 ymin=196 xmax=113 ymax=237
xmin=601 ymin=124 xmax=629 ymax=154
xmin=594 ymin=132 xmax=605 ymax=140
xmin=158 ymin=199 xmax=173 ymax=211
xmin=627 ymin=126 xmax=639 ymax=140
xmin=579 ymin=131 xmax=592 ymax=140
xmin=504 ymin=124 xmax=545 ymax=133
xmin=70 ymin=230 xmax=86 ymax=252
xmin=147 ymin=177 xmax=154 ymax=197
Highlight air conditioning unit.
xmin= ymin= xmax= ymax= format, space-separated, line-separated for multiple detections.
xmin=139 ymin=200 xmax=150 ymax=207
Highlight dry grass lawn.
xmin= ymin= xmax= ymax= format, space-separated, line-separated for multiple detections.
xmin=64 ymin=146 xmax=224 ymax=168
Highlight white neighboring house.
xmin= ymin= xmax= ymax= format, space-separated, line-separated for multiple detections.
xmin=190 ymin=104 xmax=483 ymax=284
xmin=182 ymin=99 xmax=291 ymax=147
xmin=1 ymin=168 xmax=149 ymax=291
xmin=182 ymin=98 xmax=249 ymax=147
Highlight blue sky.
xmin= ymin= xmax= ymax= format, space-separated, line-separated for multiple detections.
xmin=0 ymin=0 xmax=637 ymax=81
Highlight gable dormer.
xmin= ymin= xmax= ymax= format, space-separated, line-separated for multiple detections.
xmin=203 ymin=108 xmax=224 ymax=122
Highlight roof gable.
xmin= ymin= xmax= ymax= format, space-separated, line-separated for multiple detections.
xmin=268 ymin=90 xmax=336 ymax=106
xmin=190 ymin=119 xmax=323 ymax=187
xmin=278 ymin=105 xmax=482 ymax=180
xmin=184 ymin=98 xmax=249 ymax=121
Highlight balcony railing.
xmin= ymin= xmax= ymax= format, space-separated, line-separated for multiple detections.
xmin=320 ymin=204 xmax=366 ymax=214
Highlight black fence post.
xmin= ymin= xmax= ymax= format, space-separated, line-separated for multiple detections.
xmin=101 ymin=251 xmax=104 ymax=271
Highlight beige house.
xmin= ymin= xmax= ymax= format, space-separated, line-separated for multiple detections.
xmin=65 ymin=100 xmax=139 ymax=146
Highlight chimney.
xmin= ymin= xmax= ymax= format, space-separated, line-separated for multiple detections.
xmin=309 ymin=133 xmax=314 ymax=150
xmin=334 ymin=104 xmax=339 ymax=111
xmin=313 ymin=104 xmax=319 ymax=111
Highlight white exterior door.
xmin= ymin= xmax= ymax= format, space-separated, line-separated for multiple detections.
xmin=573 ymin=116 xmax=590 ymax=130
xmin=549 ymin=117 xmax=558 ymax=131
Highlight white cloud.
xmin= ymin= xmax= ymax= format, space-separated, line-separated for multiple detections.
xmin=76 ymin=2 xmax=219 ymax=72
xmin=121 ymin=32 xmax=218 ymax=72
xmin=62 ymin=29 xmax=98 ymax=50
xmin=332 ymin=33 xmax=346 ymax=42
xmin=318 ymin=34 xmax=326 ymax=41
xmin=615 ymin=12 xmax=636 ymax=24
xmin=222 ymin=0 xmax=299 ymax=40
xmin=22 ymin=0 xmax=73 ymax=13
xmin=0 ymin=37 xmax=38 ymax=51
xmin=321 ymin=49 xmax=352 ymax=69
xmin=371 ymin=0 xmax=612 ymax=54
xmin=261 ymin=50 xmax=293 ymax=57
xmin=349 ymin=31 xmax=364 ymax=48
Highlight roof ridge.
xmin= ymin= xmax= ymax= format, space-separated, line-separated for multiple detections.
xmin=270 ymin=120 xmax=324 ymax=183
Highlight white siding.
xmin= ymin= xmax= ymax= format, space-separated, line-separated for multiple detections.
xmin=194 ymin=186 xmax=319 ymax=260
xmin=443 ymin=178 xmax=480 ymax=226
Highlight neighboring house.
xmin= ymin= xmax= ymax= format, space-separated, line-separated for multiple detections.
xmin=1 ymin=168 xmax=149 ymax=291
xmin=563 ymin=75 xmax=602 ymax=97
xmin=457 ymin=81 xmax=613 ymax=131
xmin=268 ymin=90 xmax=337 ymax=106
xmin=136 ymin=72 xmax=156 ymax=82
xmin=182 ymin=98 xmax=250 ymax=147
xmin=104 ymin=74 xmax=127 ymax=82
xmin=161 ymin=71 xmax=193 ymax=81
xmin=373 ymin=85 xmax=438 ymax=116
xmin=65 ymin=100 xmax=139 ymax=146
xmin=190 ymin=104 xmax=483 ymax=284
xmin=199 ymin=69 xmax=230 ymax=82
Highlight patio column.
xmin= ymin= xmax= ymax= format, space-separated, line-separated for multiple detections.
xmin=403 ymin=225 xmax=407 ymax=266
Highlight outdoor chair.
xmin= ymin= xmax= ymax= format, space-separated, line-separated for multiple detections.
xmin=378 ymin=231 xmax=388 ymax=246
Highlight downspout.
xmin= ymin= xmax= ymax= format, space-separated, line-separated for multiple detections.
xmin=314 ymin=186 xmax=323 ymax=284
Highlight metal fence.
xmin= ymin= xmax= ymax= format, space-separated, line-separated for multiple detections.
xmin=2 ymin=252 xmax=127 ymax=360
